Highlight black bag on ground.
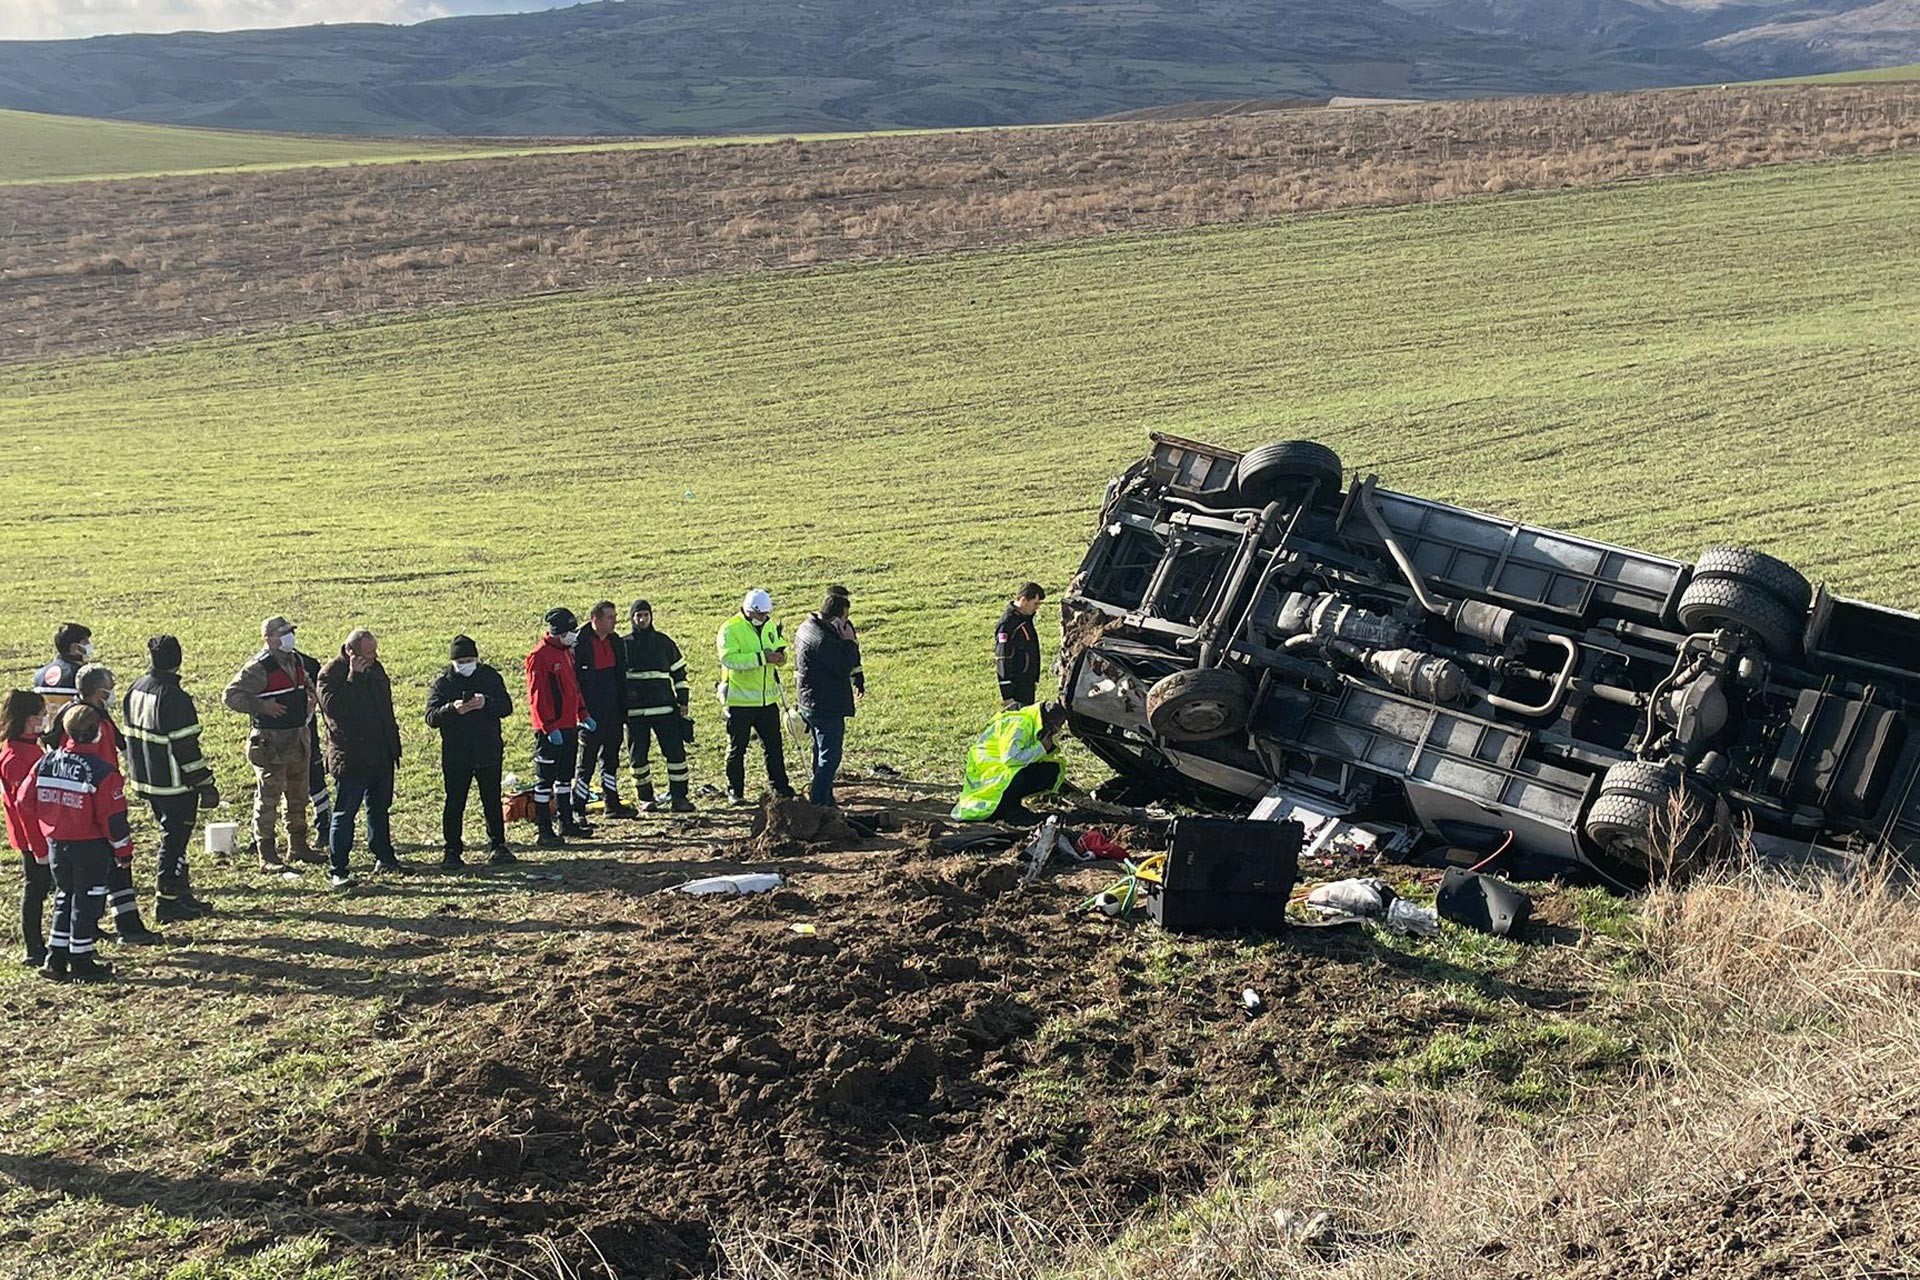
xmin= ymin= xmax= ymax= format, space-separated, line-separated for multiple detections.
xmin=1436 ymin=867 xmax=1532 ymax=937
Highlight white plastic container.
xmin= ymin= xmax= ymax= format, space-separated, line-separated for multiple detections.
xmin=204 ymin=822 xmax=240 ymax=856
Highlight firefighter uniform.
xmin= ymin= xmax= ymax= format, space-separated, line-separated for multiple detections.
xmin=526 ymin=624 xmax=590 ymax=842
xmin=22 ymin=742 xmax=132 ymax=980
xmin=124 ymin=660 xmax=218 ymax=922
xmin=572 ymin=629 xmax=630 ymax=819
xmin=996 ymin=602 xmax=1043 ymax=706
xmin=624 ymin=613 xmax=692 ymax=809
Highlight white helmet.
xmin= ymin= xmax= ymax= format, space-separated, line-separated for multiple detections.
xmin=742 ymin=588 xmax=774 ymax=614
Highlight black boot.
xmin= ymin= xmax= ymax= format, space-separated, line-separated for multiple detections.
xmin=487 ymin=844 xmax=519 ymax=865
xmin=154 ymin=896 xmax=199 ymax=925
xmin=442 ymin=846 xmax=466 ymax=870
xmin=40 ymin=946 xmax=69 ymax=981
xmin=69 ymin=954 xmax=115 ymax=982
xmin=115 ymin=914 xmax=166 ymax=946
xmin=535 ymin=806 xmax=566 ymax=849
xmin=603 ymin=793 xmax=640 ymax=819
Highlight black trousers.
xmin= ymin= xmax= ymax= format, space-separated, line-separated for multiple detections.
xmin=19 ymin=853 xmax=51 ymax=961
xmin=627 ymin=713 xmax=690 ymax=800
xmin=532 ymin=728 xmax=579 ymax=832
xmin=573 ymin=721 xmax=623 ymax=813
xmin=1001 ymin=679 xmax=1037 ymax=707
xmin=443 ymin=751 xmax=506 ymax=852
xmin=106 ymin=856 xmax=140 ymax=927
xmin=992 ymin=761 xmax=1064 ymax=821
xmin=725 ymin=704 xmax=791 ymax=798
xmin=146 ymin=793 xmax=198 ymax=898
xmin=48 ymin=839 xmax=112 ymax=959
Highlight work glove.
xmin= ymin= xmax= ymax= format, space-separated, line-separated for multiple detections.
xmin=581 ymin=716 xmax=597 ymax=734
xmin=547 ymin=729 xmax=565 ymax=745
xmin=198 ymin=784 xmax=222 ymax=810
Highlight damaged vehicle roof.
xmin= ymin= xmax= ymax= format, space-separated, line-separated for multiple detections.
xmin=1062 ymin=434 xmax=1920 ymax=882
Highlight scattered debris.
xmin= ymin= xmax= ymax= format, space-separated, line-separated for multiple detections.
xmin=676 ymin=873 xmax=786 ymax=897
xmin=1437 ymin=867 xmax=1533 ymax=936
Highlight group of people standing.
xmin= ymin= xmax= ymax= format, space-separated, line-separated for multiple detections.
xmin=1 ymin=581 xmax=905 ymax=979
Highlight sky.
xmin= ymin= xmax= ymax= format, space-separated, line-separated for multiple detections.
xmin=0 ymin=1 xmax=581 ymax=40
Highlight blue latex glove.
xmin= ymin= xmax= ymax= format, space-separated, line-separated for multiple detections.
xmin=581 ymin=715 xmax=597 ymax=734
xmin=547 ymin=729 xmax=564 ymax=745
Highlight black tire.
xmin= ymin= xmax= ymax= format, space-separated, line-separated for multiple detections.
xmin=1692 ymin=546 xmax=1812 ymax=614
xmin=1584 ymin=777 xmax=1721 ymax=874
xmin=1676 ymin=576 xmax=1802 ymax=658
xmin=1233 ymin=440 xmax=1344 ymax=510
xmin=1145 ymin=668 xmax=1253 ymax=743
xmin=1598 ymin=760 xmax=1679 ymax=804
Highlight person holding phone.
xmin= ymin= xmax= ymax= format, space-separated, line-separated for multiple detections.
xmin=424 ymin=635 xmax=515 ymax=869
xmin=716 ymin=588 xmax=794 ymax=806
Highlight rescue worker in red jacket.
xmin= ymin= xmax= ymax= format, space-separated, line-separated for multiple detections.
xmin=51 ymin=664 xmax=160 ymax=944
xmin=20 ymin=704 xmax=130 ymax=982
xmin=573 ymin=601 xmax=637 ymax=821
xmin=2 ymin=690 xmax=52 ymax=968
xmin=525 ymin=607 xmax=593 ymax=847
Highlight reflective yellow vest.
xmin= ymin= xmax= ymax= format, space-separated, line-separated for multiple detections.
xmin=951 ymin=705 xmax=1060 ymax=821
xmin=717 ymin=614 xmax=785 ymax=708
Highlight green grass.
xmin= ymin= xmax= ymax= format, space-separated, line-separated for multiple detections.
xmin=1751 ymin=62 xmax=1920 ymax=86
xmin=0 ymin=109 xmax=495 ymax=184
xmin=2 ymin=150 xmax=1915 ymax=1277
xmin=0 ymin=105 xmax=1062 ymax=185
xmin=5 ymin=152 xmax=1916 ymax=818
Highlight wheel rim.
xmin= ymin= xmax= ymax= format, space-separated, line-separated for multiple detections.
xmin=1172 ymin=699 xmax=1231 ymax=734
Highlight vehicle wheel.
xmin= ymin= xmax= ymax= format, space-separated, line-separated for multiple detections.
xmin=1676 ymin=576 xmax=1802 ymax=658
xmin=1233 ymin=440 xmax=1344 ymax=510
xmin=1145 ymin=668 xmax=1253 ymax=743
xmin=1584 ymin=773 xmax=1721 ymax=874
xmin=1597 ymin=759 xmax=1679 ymax=804
xmin=1692 ymin=546 xmax=1812 ymax=614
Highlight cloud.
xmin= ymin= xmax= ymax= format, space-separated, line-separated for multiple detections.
xmin=0 ymin=1 xmax=566 ymax=40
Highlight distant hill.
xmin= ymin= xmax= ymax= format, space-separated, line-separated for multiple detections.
xmin=0 ymin=0 xmax=1913 ymax=138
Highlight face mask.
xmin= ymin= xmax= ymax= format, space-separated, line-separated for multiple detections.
xmin=277 ymin=633 xmax=298 ymax=653
xmin=562 ymin=630 xmax=580 ymax=648
xmin=28 ymin=715 xmax=48 ymax=736
xmin=454 ymin=661 xmax=478 ymax=677
xmin=80 ymin=642 xmax=95 ymax=660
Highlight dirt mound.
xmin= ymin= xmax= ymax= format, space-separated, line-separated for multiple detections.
xmin=274 ymin=847 xmax=1489 ymax=1276
xmin=746 ymin=795 xmax=864 ymax=856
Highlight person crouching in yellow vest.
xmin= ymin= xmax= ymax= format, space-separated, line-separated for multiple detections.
xmin=717 ymin=588 xmax=796 ymax=806
xmin=951 ymin=701 xmax=1069 ymax=823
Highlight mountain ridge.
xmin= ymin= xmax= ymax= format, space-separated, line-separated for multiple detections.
xmin=0 ymin=0 xmax=1913 ymax=137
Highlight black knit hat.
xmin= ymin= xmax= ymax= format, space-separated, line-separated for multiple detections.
xmin=544 ymin=607 xmax=578 ymax=634
xmin=147 ymin=634 xmax=182 ymax=673
xmin=630 ymin=599 xmax=652 ymax=616
xmin=450 ymin=635 xmax=478 ymax=661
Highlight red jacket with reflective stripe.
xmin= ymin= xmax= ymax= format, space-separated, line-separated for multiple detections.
xmin=1 ymin=736 xmax=48 ymax=861
xmin=23 ymin=746 xmax=132 ymax=853
xmin=525 ymin=637 xmax=587 ymax=732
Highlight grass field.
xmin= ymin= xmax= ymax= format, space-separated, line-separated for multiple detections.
xmin=1763 ymin=61 xmax=1920 ymax=85
xmin=0 ymin=153 xmax=1917 ymax=1276
xmin=0 ymin=105 xmax=1022 ymax=185
xmin=5 ymin=152 xmax=1917 ymax=798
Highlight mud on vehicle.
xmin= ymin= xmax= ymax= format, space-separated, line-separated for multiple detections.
xmin=1062 ymin=434 xmax=1920 ymax=882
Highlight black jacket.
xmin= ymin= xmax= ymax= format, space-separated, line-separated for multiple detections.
xmin=794 ymin=613 xmax=861 ymax=720
xmin=623 ymin=627 xmax=690 ymax=716
xmin=423 ymin=663 xmax=513 ymax=764
xmin=573 ymin=630 xmax=626 ymax=725
xmin=995 ymin=602 xmax=1042 ymax=701
xmin=316 ymin=651 xmax=402 ymax=776
xmin=122 ymin=671 xmax=215 ymax=799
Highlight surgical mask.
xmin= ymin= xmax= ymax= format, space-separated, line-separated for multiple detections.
xmin=277 ymin=633 xmax=298 ymax=653
xmin=81 ymin=642 xmax=95 ymax=660
xmin=562 ymin=630 xmax=581 ymax=648
xmin=454 ymin=661 xmax=478 ymax=677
